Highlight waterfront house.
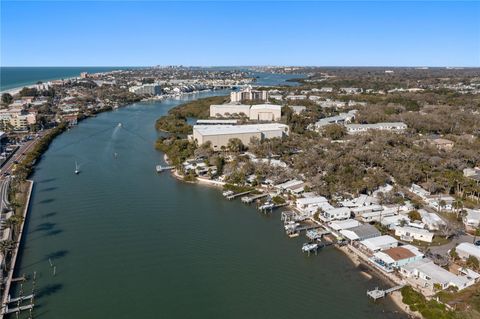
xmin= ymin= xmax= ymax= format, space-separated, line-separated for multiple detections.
xmin=320 ymin=207 xmax=351 ymax=222
xmin=455 ymin=243 xmax=480 ymax=261
xmin=395 ymin=226 xmax=434 ymax=243
xmin=360 ymin=235 xmax=399 ymax=254
xmin=340 ymin=224 xmax=380 ymax=242
xmin=371 ymin=245 xmax=424 ymax=272
xmin=463 ymin=209 xmax=480 ymax=229
xmin=400 ymin=258 xmax=473 ymax=291
xmin=296 ymin=196 xmax=329 ymax=210
xmin=328 ymin=219 xmax=361 ymax=232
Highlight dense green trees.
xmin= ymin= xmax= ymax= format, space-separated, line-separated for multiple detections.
xmin=1 ymin=93 xmax=13 ymax=105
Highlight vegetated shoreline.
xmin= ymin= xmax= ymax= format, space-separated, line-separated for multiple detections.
xmin=162 ymin=155 xmax=419 ymax=318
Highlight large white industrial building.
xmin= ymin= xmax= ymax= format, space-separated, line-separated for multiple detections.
xmin=190 ymin=123 xmax=289 ymax=150
xmin=210 ymin=104 xmax=281 ymax=121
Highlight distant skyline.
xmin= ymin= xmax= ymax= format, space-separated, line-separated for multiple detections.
xmin=1 ymin=1 xmax=479 ymax=67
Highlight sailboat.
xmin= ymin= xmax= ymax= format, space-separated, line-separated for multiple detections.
xmin=74 ymin=161 xmax=80 ymax=174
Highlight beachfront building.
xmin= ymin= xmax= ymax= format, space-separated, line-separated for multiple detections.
xmin=210 ymin=104 xmax=281 ymax=121
xmin=345 ymin=122 xmax=407 ymax=134
xmin=395 ymin=226 xmax=434 ymax=243
xmin=371 ymin=245 xmax=424 ymax=272
xmin=340 ymin=224 xmax=381 ymax=242
xmin=230 ymin=87 xmax=268 ymax=102
xmin=400 ymin=259 xmax=473 ymax=291
xmin=359 ymin=235 xmax=399 ymax=254
xmin=463 ymin=209 xmax=480 ymax=229
xmin=190 ymin=123 xmax=289 ymax=151
xmin=455 ymin=243 xmax=480 ymax=261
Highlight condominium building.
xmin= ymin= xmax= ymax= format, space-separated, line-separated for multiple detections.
xmin=230 ymin=86 xmax=268 ymax=102
xmin=0 ymin=108 xmax=36 ymax=131
xmin=129 ymin=84 xmax=162 ymax=95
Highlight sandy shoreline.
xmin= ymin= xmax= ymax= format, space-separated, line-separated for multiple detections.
xmin=338 ymin=245 xmax=423 ymax=318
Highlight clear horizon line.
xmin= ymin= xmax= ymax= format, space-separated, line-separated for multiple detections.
xmin=1 ymin=65 xmax=479 ymax=68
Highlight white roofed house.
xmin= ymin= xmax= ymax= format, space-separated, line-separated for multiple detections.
xmin=409 ymin=184 xmax=430 ymax=200
xmin=419 ymin=209 xmax=446 ymax=231
xmin=463 ymin=208 xmax=480 ymax=229
xmin=360 ymin=209 xmax=397 ymax=223
xmin=426 ymin=195 xmax=455 ymax=212
xmin=359 ymin=235 xmax=399 ymax=254
xmin=395 ymin=226 xmax=434 ymax=243
xmin=380 ymin=215 xmax=410 ymax=230
xmin=320 ymin=207 xmax=351 ymax=222
xmin=345 ymin=122 xmax=407 ymax=134
xmin=400 ymin=258 xmax=473 ymax=291
xmin=455 ymin=243 xmax=480 ymax=261
xmin=275 ymin=179 xmax=304 ymax=193
xmin=341 ymin=194 xmax=379 ymax=208
xmin=296 ymin=196 xmax=329 ymax=210
xmin=328 ymin=219 xmax=361 ymax=232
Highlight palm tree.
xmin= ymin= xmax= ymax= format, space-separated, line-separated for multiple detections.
xmin=0 ymin=240 xmax=16 ymax=270
xmin=5 ymin=214 xmax=24 ymax=234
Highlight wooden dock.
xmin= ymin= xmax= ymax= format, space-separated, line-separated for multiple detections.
xmin=226 ymin=190 xmax=252 ymax=200
xmin=367 ymin=285 xmax=404 ymax=300
xmin=241 ymin=193 xmax=268 ymax=204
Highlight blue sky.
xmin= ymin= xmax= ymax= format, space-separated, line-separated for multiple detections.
xmin=1 ymin=1 xmax=479 ymax=67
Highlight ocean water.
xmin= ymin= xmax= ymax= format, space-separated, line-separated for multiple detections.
xmin=0 ymin=67 xmax=140 ymax=92
xmin=0 ymin=67 xmax=303 ymax=92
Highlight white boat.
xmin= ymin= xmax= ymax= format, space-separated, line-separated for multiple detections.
xmin=74 ymin=161 xmax=80 ymax=174
xmin=156 ymin=165 xmax=163 ymax=173
xmin=222 ymin=190 xmax=234 ymax=197
xmin=302 ymin=243 xmax=319 ymax=252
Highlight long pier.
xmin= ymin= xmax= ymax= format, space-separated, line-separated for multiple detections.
xmin=241 ymin=193 xmax=268 ymax=204
xmin=226 ymin=190 xmax=252 ymax=200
